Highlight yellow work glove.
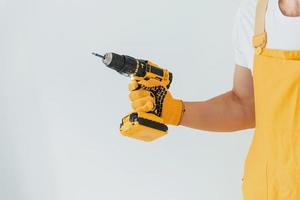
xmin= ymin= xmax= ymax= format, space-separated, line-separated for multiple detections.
xmin=128 ymin=78 xmax=184 ymax=126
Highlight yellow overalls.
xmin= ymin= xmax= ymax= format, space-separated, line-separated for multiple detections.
xmin=242 ymin=0 xmax=300 ymax=199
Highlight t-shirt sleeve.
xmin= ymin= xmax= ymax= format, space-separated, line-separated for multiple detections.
xmin=232 ymin=0 xmax=256 ymax=70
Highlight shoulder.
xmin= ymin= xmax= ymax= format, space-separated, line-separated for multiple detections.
xmin=236 ymin=0 xmax=256 ymax=27
xmin=232 ymin=0 xmax=257 ymax=69
xmin=233 ymin=0 xmax=257 ymax=42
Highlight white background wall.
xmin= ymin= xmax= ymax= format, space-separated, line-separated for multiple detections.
xmin=0 ymin=0 xmax=254 ymax=199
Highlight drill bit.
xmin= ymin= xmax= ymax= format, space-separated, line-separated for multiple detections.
xmin=92 ymin=52 xmax=104 ymax=59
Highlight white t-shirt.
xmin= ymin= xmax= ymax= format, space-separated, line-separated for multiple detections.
xmin=232 ymin=0 xmax=300 ymax=71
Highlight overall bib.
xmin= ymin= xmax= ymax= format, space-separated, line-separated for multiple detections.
xmin=242 ymin=0 xmax=300 ymax=199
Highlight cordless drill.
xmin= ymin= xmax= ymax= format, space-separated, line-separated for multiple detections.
xmin=93 ymin=52 xmax=173 ymax=142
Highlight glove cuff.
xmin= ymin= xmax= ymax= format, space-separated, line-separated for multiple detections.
xmin=165 ymin=99 xmax=185 ymax=126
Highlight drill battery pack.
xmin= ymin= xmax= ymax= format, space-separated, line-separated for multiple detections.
xmin=120 ymin=112 xmax=168 ymax=142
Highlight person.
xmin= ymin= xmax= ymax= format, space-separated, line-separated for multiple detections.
xmin=128 ymin=0 xmax=300 ymax=199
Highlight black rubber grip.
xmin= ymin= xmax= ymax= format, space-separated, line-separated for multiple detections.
xmin=149 ymin=66 xmax=164 ymax=77
xmin=167 ymin=72 xmax=173 ymax=89
xmin=138 ymin=117 xmax=168 ymax=132
xmin=128 ymin=112 xmax=168 ymax=132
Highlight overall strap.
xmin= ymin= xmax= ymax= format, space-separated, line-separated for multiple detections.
xmin=253 ymin=0 xmax=269 ymax=54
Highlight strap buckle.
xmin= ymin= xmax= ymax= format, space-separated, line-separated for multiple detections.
xmin=252 ymin=32 xmax=267 ymax=55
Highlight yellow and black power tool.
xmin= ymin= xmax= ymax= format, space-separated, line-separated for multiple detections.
xmin=93 ymin=52 xmax=173 ymax=142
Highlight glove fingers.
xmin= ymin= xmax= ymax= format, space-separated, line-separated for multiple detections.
xmin=135 ymin=101 xmax=154 ymax=112
xmin=138 ymin=78 xmax=162 ymax=87
xmin=128 ymin=80 xmax=139 ymax=91
xmin=129 ymin=90 xmax=152 ymax=101
xmin=131 ymin=96 xmax=155 ymax=112
xmin=129 ymin=78 xmax=163 ymax=92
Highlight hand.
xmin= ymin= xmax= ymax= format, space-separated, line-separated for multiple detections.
xmin=128 ymin=78 xmax=184 ymax=126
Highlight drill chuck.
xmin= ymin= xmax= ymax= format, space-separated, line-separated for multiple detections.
xmin=101 ymin=52 xmax=138 ymax=76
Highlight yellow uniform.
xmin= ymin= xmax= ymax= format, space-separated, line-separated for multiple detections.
xmin=242 ymin=0 xmax=300 ymax=199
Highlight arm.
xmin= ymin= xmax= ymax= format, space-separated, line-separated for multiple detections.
xmin=180 ymin=65 xmax=255 ymax=132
